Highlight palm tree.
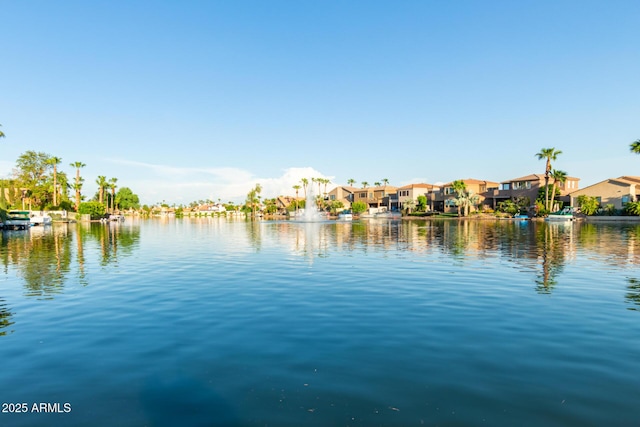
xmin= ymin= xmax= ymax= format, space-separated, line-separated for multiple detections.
xmin=301 ymin=178 xmax=309 ymax=199
xmin=630 ymin=139 xmax=640 ymax=154
xmin=108 ymin=177 xmax=118 ymax=213
xmin=322 ymin=178 xmax=330 ymax=197
xmin=374 ymin=181 xmax=381 ymax=187
xmin=96 ymin=175 xmax=107 ymax=205
xmin=47 ymin=156 xmax=62 ymax=206
xmin=549 ymin=169 xmax=567 ymax=212
xmin=292 ymin=185 xmax=301 ymax=212
xmin=535 ymin=148 xmax=562 ymax=211
xmin=70 ymin=161 xmax=86 ymax=210
xmin=347 ymin=178 xmax=356 ymax=187
xmin=0 ymin=124 xmax=5 ymax=138
xmin=451 ymin=180 xmax=467 ymax=216
xmin=361 ymin=181 xmax=369 ymax=188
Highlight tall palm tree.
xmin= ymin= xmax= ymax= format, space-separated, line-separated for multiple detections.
xmin=108 ymin=177 xmax=118 ymax=213
xmin=549 ymin=169 xmax=567 ymax=212
xmin=47 ymin=156 xmax=62 ymax=206
xmin=322 ymin=178 xmax=330 ymax=197
xmin=451 ymin=180 xmax=467 ymax=216
xmin=374 ymin=181 xmax=381 ymax=187
xmin=96 ymin=175 xmax=107 ymax=205
xmin=301 ymin=178 xmax=309 ymax=199
xmin=535 ymin=148 xmax=562 ymax=211
xmin=361 ymin=181 xmax=369 ymax=188
xmin=630 ymin=139 xmax=640 ymax=154
xmin=292 ymin=185 xmax=301 ymax=212
xmin=70 ymin=161 xmax=86 ymax=210
xmin=347 ymin=178 xmax=356 ymax=187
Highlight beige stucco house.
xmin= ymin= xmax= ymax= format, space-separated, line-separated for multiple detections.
xmin=568 ymin=176 xmax=640 ymax=210
xmin=397 ymin=183 xmax=440 ymax=211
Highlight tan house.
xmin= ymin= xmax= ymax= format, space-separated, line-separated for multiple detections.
xmin=397 ymin=183 xmax=440 ymax=212
xmin=327 ymin=186 xmax=358 ymax=210
xmin=434 ymin=179 xmax=499 ymax=213
xmin=352 ymin=185 xmax=398 ymax=211
xmin=569 ymin=176 xmax=640 ymax=210
xmin=486 ymin=173 xmax=580 ymax=210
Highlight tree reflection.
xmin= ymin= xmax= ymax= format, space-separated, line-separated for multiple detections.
xmin=625 ymin=278 xmax=640 ymax=311
xmin=534 ymin=222 xmax=569 ymax=294
xmin=0 ymin=298 xmax=14 ymax=336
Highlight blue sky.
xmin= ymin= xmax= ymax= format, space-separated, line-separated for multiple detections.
xmin=1 ymin=1 xmax=639 ymax=205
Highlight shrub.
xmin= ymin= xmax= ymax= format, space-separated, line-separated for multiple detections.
xmin=77 ymin=201 xmax=106 ymax=220
xmin=351 ymin=201 xmax=368 ymax=214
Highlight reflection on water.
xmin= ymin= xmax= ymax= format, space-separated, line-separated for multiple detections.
xmin=1 ymin=218 xmax=640 ymax=425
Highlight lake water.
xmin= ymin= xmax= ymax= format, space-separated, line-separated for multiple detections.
xmin=1 ymin=218 xmax=639 ymax=426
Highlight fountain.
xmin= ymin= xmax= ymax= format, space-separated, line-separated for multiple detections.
xmin=292 ymin=183 xmax=326 ymax=222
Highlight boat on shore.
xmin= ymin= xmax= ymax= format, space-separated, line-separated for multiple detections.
xmin=3 ymin=211 xmax=31 ymax=230
xmin=376 ymin=211 xmax=402 ymax=219
xmin=546 ymin=207 xmax=575 ymax=222
xmin=30 ymin=211 xmax=53 ymax=226
xmin=337 ymin=211 xmax=353 ymax=221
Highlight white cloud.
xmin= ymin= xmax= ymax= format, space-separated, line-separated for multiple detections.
xmin=106 ymin=159 xmax=331 ymax=205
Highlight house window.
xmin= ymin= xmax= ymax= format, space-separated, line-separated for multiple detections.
xmin=479 ymin=185 xmax=486 ymax=192
xmin=595 ymin=196 xmax=602 ymax=204
xmin=512 ymin=181 xmax=531 ymax=190
xmin=369 ymin=193 xmax=373 ymax=199
xmin=622 ymin=196 xmax=629 ymax=204
xmin=444 ymin=187 xmax=455 ymax=195
xmin=330 ymin=195 xmax=335 ymax=200
xmin=500 ymin=183 xmax=510 ymax=190
xmin=360 ymin=192 xmax=367 ymax=198
xmin=445 ymin=199 xmax=457 ymax=207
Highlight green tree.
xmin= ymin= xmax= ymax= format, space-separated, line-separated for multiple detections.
xmin=347 ymin=178 xmax=356 ymax=187
xmin=630 ymin=139 xmax=640 ymax=154
xmin=46 ymin=156 xmax=62 ymax=206
xmin=70 ymin=161 xmax=86 ymax=210
xmin=15 ymin=151 xmax=52 ymax=208
xmin=577 ymin=195 xmax=599 ymax=215
xmin=96 ymin=175 xmax=108 ymax=205
xmin=246 ymin=183 xmax=262 ymax=217
xmin=330 ymin=200 xmax=344 ymax=214
xmin=0 ymin=124 xmax=5 ymax=139
xmin=361 ymin=181 xmax=369 ymax=188
xmin=351 ymin=201 xmax=367 ymax=214
xmin=535 ymin=148 xmax=562 ymax=211
xmin=78 ymin=201 xmax=106 ymax=219
xmin=292 ymin=185 xmax=301 ymax=212
xmin=108 ymin=177 xmax=118 ymax=212
xmin=417 ymin=195 xmax=427 ymax=212
xmin=116 ymin=187 xmax=140 ymax=210
xmin=549 ymin=169 xmax=567 ymax=212
xmin=301 ymin=178 xmax=309 ymax=199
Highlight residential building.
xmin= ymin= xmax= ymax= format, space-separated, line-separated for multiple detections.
xmin=433 ymin=179 xmax=499 ymax=213
xmin=397 ymin=183 xmax=440 ymax=212
xmin=327 ymin=186 xmax=357 ymax=210
xmin=486 ymin=173 xmax=580 ymax=210
xmin=568 ymin=176 xmax=640 ymax=210
xmin=352 ymin=185 xmax=398 ymax=211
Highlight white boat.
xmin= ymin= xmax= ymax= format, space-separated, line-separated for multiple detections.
xmin=337 ymin=211 xmax=353 ymax=221
xmin=30 ymin=211 xmax=53 ymax=226
xmin=109 ymin=214 xmax=125 ymax=222
xmin=546 ymin=207 xmax=575 ymax=222
xmin=375 ymin=211 xmax=402 ymax=219
xmin=3 ymin=211 xmax=31 ymax=230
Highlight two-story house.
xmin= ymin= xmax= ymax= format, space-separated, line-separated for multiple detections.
xmin=486 ymin=173 xmax=580 ymax=210
xmin=352 ymin=185 xmax=399 ymax=212
xmin=326 ymin=186 xmax=358 ymax=210
xmin=397 ymin=183 xmax=440 ymax=212
xmin=433 ymin=179 xmax=499 ymax=213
